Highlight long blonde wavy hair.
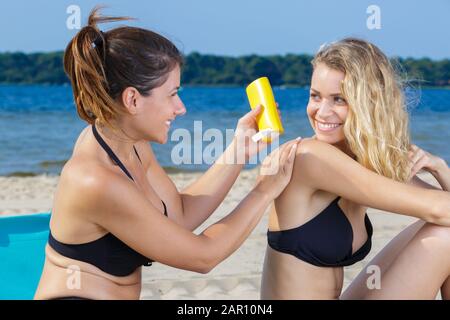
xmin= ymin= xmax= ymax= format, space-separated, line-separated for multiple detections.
xmin=312 ymin=38 xmax=411 ymax=182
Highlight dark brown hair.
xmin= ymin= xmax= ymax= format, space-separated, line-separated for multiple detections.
xmin=64 ymin=6 xmax=183 ymax=129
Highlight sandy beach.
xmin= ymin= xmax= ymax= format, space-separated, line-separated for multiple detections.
xmin=0 ymin=170 xmax=442 ymax=299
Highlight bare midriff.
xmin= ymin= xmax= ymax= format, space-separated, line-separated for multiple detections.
xmin=34 ymin=245 xmax=142 ymax=300
xmin=261 ymin=246 xmax=344 ymax=300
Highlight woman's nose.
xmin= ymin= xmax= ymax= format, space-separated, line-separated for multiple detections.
xmin=175 ymin=100 xmax=186 ymax=116
xmin=316 ymin=100 xmax=334 ymax=117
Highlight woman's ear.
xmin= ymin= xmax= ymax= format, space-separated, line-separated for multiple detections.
xmin=121 ymin=87 xmax=139 ymax=115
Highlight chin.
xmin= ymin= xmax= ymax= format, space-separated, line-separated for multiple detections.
xmin=159 ymin=134 xmax=169 ymax=144
xmin=146 ymin=130 xmax=168 ymax=144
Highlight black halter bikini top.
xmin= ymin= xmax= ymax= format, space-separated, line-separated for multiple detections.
xmin=48 ymin=123 xmax=168 ymax=277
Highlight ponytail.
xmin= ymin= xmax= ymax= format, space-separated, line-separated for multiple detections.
xmin=64 ymin=6 xmax=181 ymax=131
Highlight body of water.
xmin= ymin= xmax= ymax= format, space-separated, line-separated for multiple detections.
xmin=0 ymin=85 xmax=449 ymax=176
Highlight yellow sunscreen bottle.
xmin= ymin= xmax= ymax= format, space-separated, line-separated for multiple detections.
xmin=246 ymin=77 xmax=284 ymax=143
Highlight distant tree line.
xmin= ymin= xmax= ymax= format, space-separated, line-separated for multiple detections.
xmin=0 ymin=51 xmax=449 ymax=87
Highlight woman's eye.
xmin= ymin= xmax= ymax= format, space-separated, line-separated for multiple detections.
xmin=310 ymin=93 xmax=320 ymax=101
xmin=171 ymin=92 xmax=178 ymax=97
xmin=334 ymin=97 xmax=346 ymax=104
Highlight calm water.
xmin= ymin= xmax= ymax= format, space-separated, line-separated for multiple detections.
xmin=0 ymin=85 xmax=449 ymax=176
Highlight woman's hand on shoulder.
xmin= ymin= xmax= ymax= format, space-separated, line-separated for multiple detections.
xmin=254 ymin=137 xmax=302 ymax=199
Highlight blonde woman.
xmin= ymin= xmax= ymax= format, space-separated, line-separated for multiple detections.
xmin=261 ymin=38 xmax=450 ymax=300
xmin=34 ymin=8 xmax=301 ymax=300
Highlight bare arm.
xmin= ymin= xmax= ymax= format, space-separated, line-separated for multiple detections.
xmin=137 ymin=105 xmax=268 ymax=231
xmin=79 ymin=140 xmax=298 ymax=273
xmin=139 ymin=139 xmax=244 ymax=231
xmin=178 ymin=137 xmax=245 ymax=230
xmin=429 ymin=161 xmax=450 ymax=191
xmin=293 ymin=139 xmax=450 ymax=226
xmin=408 ymin=144 xmax=450 ymax=191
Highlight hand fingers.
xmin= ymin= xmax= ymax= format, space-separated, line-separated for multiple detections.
xmin=279 ymin=141 xmax=294 ymax=165
xmin=256 ymin=139 xmax=268 ymax=152
xmin=285 ymin=142 xmax=298 ymax=172
xmin=264 ymin=137 xmax=301 ymax=168
xmin=275 ymin=102 xmax=282 ymax=120
xmin=279 ymin=139 xmax=301 ymax=168
xmin=267 ymin=141 xmax=292 ymax=170
xmin=282 ymin=138 xmax=302 ymax=175
xmin=410 ymin=156 xmax=428 ymax=178
xmin=408 ymin=144 xmax=421 ymax=159
xmin=285 ymin=138 xmax=301 ymax=164
xmin=241 ymin=105 xmax=262 ymax=121
xmin=410 ymin=149 xmax=425 ymax=165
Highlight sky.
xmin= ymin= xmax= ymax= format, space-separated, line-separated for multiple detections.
xmin=0 ymin=0 xmax=449 ymax=59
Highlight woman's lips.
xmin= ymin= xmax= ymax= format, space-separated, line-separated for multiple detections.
xmin=315 ymin=120 xmax=342 ymax=132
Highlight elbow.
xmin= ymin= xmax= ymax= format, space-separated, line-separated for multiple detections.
xmin=192 ymin=238 xmax=220 ymax=274
xmin=179 ymin=253 xmax=216 ymax=274
xmin=195 ymin=256 xmax=216 ymax=274
xmin=197 ymin=265 xmax=213 ymax=274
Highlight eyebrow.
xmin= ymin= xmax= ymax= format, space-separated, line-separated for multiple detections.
xmin=310 ymin=88 xmax=343 ymax=97
xmin=172 ymin=86 xmax=180 ymax=91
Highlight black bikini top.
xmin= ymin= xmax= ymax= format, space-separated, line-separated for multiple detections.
xmin=48 ymin=123 xmax=168 ymax=277
xmin=267 ymin=196 xmax=373 ymax=267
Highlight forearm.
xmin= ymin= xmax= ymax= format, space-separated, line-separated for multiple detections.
xmin=432 ymin=159 xmax=450 ymax=191
xmin=180 ymin=138 xmax=245 ymax=230
xmin=198 ymin=188 xmax=272 ymax=270
xmin=429 ymin=159 xmax=450 ymax=226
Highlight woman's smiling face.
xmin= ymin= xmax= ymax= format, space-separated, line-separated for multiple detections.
xmin=307 ymin=63 xmax=349 ymax=145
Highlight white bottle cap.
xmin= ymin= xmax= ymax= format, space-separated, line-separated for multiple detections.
xmin=252 ymin=128 xmax=279 ymax=142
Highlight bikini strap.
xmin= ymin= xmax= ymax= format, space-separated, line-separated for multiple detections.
xmin=162 ymin=200 xmax=168 ymax=217
xmin=92 ymin=123 xmax=135 ymax=181
xmin=133 ymin=146 xmax=142 ymax=164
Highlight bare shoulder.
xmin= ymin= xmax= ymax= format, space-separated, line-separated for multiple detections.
xmin=294 ymin=138 xmax=356 ymax=176
xmin=49 ymin=157 xmax=122 ymax=240
xmin=295 ymin=137 xmax=343 ymax=156
xmin=61 ymin=158 xmax=108 ymax=187
xmin=276 ymin=138 xmax=324 ymax=208
xmin=72 ymin=125 xmax=91 ymax=153
xmin=58 ymin=156 xmax=129 ymax=213
xmin=292 ymin=138 xmax=341 ymax=184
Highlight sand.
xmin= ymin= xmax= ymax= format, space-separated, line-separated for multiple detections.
xmin=0 ymin=170 xmax=442 ymax=299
